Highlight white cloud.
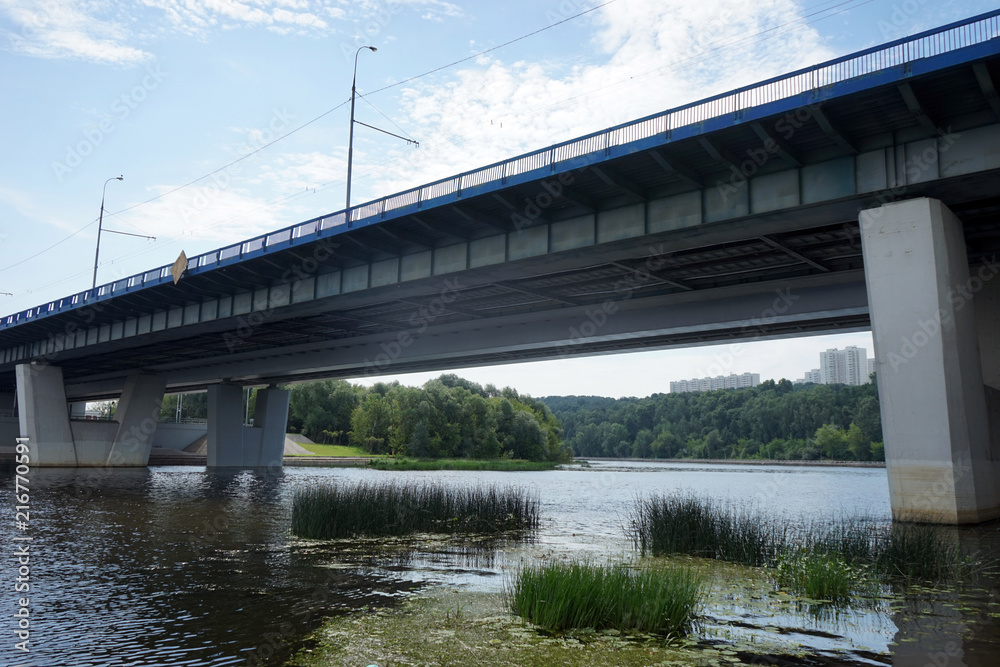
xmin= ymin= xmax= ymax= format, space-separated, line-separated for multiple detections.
xmin=0 ymin=0 xmax=151 ymax=64
xmin=355 ymin=0 xmax=835 ymax=199
xmin=108 ymin=184 xmax=288 ymax=250
xmin=0 ymin=0 xmax=460 ymax=63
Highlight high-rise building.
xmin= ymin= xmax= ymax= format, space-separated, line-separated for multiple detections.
xmin=669 ymin=373 xmax=760 ymax=394
xmin=816 ymin=346 xmax=871 ymax=386
xmin=798 ymin=369 xmax=822 ymax=384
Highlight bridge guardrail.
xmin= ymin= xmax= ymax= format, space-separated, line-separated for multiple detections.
xmin=3 ymin=9 xmax=999 ymax=332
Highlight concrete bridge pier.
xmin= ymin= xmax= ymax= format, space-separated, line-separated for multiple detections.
xmin=15 ymin=364 xmax=166 ymax=466
xmin=861 ymin=198 xmax=1000 ymax=524
xmin=206 ymin=383 xmax=289 ymax=468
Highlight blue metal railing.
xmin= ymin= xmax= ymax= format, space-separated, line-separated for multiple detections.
xmin=3 ymin=9 xmax=999 ymax=332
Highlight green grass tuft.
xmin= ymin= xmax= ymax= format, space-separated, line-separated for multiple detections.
xmin=775 ymin=550 xmax=873 ymax=603
xmin=291 ymin=481 xmax=540 ymax=539
xmin=295 ymin=444 xmax=369 ymax=457
xmin=505 ymin=561 xmax=703 ymax=637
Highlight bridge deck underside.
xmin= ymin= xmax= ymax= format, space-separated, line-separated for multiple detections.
xmin=4 ymin=46 xmax=1000 ymax=397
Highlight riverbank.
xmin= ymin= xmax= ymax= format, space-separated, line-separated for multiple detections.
xmin=369 ymin=457 xmax=559 ymax=471
xmin=577 ymin=457 xmax=886 ymax=468
xmin=140 ymin=452 xmax=559 ymax=470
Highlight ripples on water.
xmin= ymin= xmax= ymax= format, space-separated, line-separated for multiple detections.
xmin=0 ymin=462 xmax=997 ymax=666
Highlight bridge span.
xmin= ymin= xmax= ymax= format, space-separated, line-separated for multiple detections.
xmin=2 ymin=12 xmax=1000 ymax=523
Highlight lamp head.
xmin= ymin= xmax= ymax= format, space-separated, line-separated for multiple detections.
xmin=367 ymin=46 xmax=377 ymax=52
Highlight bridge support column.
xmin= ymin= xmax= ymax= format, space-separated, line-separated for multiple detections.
xmin=15 ymin=363 xmax=77 ymax=466
xmin=106 ymin=373 xmax=166 ymax=466
xmin=207 ymin=383 xmax=245 ymax=467
xmin=861 ymin=197 xmax=1000 ymax=524
xmin=207 ymin=384 xmax=288 ymax=468
xmin=246 ymin=386 xmax=290 ymax=467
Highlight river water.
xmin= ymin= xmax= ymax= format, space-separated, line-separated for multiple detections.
xmin=1 ymin=461 xmax=998 ymax=666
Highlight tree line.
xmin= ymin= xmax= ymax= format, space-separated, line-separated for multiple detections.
xmin=156 ymin=375 xmax=884 ymax=462
xmin=286 ymin=374 xmax=571 ymax=462
xmin=540 ymin=379 xmax=884 ymax=461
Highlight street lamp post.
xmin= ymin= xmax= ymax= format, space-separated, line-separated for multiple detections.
xmin=345 ymin=45 xmax=377 ymax=222
xmin=92 ymin=175 xmax=124 ymax=290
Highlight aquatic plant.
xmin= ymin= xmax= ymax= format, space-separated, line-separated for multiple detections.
xmin=630 ymin=494 xmax=987 ymax=590
xmin=505 ymin=561 xmax=703 ymax=636
xmin=291 ymin=481 xmax=540 ymax=539
xmin=629 ymin=495 xmax=786 ymax=567
xmin=775 ymin=550 xmax=873 ymax=603
xmin=874 ymin=522 xmax=969 ymax=582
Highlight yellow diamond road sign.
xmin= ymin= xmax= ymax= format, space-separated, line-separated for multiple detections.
xmin=171 ymin=251 xmax=188 ymax=285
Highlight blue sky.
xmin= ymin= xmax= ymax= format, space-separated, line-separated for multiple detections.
xmin=0 ymin=0 xmax=994 ymax=397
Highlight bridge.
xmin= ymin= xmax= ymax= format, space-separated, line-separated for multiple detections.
xmin=2 ymin=11 xmax=1000 ymax=523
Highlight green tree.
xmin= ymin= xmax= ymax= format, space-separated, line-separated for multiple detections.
xmin=289 ymin=380 xmax=360 ymax=443
xmin=855 ymin=396 xmax=883 ymax=444
xmin=814 ymin=424 xmax=848 ymax=460
xmin=845 ymin=423 xmax=870 ymax=460
xmin=704 ymin=429 xmax=724 ymax=459
xmin=631 ymin=429 xmax=654 ymax=458
xmin=350 ymin=393 xmax=396 ymax=454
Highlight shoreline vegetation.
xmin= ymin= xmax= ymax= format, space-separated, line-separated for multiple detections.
xmin=158 ymin=372 xmax=887 ymax=466
xmin=575 ymin=456 xmax=886 ymax=467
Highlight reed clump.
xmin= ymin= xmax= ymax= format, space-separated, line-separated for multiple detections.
xmin=629 ymin=495 xmax=786 ymax=567
xmin=505 ymin=561 xmax=703 ymax=637
xmin=630 ymin=494 xmax=985 ymax=598
xmin=292 ymin=481 xmax=540 ymax=539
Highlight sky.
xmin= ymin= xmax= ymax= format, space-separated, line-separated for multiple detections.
xmin=0 ymin=0 xmax=994 ymax=398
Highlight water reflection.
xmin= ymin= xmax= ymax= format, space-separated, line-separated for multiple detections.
xmin=888 ymin=525 xmax=1000 ymax=667
xmin=1 ymin=463 xmax=998 ymax=666
xmin=1 ymin=468 xmax=426 ymax=667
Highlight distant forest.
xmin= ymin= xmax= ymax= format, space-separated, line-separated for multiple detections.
xmin=540 ymin=379 xmax=883 ymax=461
xmin=157 ymin=375 xmax=884 ymax=462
